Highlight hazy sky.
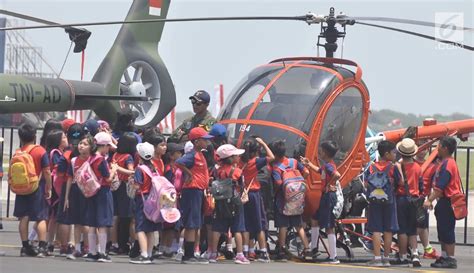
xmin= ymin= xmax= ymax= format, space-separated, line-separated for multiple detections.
xmin=1 ymin=0 xmax=473 ymax=117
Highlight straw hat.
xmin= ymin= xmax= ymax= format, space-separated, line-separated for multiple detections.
xmin=396 ymin=138 xmax=418 ymax=157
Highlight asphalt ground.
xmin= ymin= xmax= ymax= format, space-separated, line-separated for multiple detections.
xmin=1 ymin=220 xmax=473 ymax=273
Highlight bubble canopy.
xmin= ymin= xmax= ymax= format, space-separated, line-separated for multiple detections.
xmin=219 ymin=59 xmax=368 ymax=166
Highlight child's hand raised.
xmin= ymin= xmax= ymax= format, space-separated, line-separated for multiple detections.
xmin=299 ymin=156 xmax=310 ymax=166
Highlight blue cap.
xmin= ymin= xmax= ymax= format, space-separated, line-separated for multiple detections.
xmin=83 ymin=119 xmax=100 ymax=136
xmin=189 ymin=90 xmax=210 ymax=104
xmin=209 ymin=124 xmax=227 ymax=138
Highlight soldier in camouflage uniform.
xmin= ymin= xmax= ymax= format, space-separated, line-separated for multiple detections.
xmin=168 ymin=90 xmax=216 ymax=143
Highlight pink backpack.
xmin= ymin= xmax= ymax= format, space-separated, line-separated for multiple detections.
xmin=49 ymin=149 xmax=63 ymax=196
xmin=139 ymin=165 xmax=180 ymax=223
xmin=278 ymin=159 xmax=307 ymax=216
xmin=173 ymin=167 xmax=184 ymax=194
xmin=72 ymin=156 xmax=102 ymax=198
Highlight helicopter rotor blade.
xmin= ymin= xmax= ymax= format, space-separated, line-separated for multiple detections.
xmin=0 ymin=9 xmax=61 ymax=27
xmin=352 ymin=16 xmax=473 ymax=31
xmin=0 ymin=15 xmax=308 ymax=31
xmin=356 ymin=21 xmax=473 ymax=51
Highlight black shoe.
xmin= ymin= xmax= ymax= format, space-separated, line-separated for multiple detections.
xmin=412 ymin=254 xmax=421 ymax=268
xmin=106 ymin=242 xmax=112 ymax=254
xmin=20 ymin=246 xmax=38 ymax=257
xmin=108 ymin=245 xmax=120 ymax=256
xmin=98 ymin=253 xmax=112 ymax=263
xmin=431 ymin=257 xmax=457 ymax=269
xmin=274 ymin=252 xmax=288 ymax=262
xmin=224 ymin=250 xmax=235 ymax=260
xmin=182 ymin=256 xmax=209 ymax=265
xmin=85 ymin=253 xmax=100 ymax=262
xmin=257 ymin=252 xmax=271 ymax=263
xmin=36 ymin=246 xmax=48 ymax=258
xmin=430 ymin=256 xmax=446 ymax=267
xmin=311 ymin=248 xmax=322 ymax=260
xmin=129 ymin=242 xmax=140 ymax=258
xmin=390 ymin=258 xmax=410 ymax=267
xmin=304 ymin=249 xmax=312 ymax=261
xmin=129 ymin=255 xmax=152 ymax=264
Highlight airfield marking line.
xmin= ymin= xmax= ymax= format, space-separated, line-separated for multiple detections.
xmin=0 ymin=244 xmax=19 ymax=248
xmin=294 ymin=261 xmax=393 ymax=271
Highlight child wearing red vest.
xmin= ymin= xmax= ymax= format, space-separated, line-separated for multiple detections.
xmin=424 ymin=136 xmax=463 ymax=269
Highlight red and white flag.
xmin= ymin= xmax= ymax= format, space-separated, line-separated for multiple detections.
xmin=149 ymin=0 xmax=162 ymax=16
xmin=158 ymin=108 xmax=175 ymax=134
xmin=214 ymin=84 xmax=224 ymax=117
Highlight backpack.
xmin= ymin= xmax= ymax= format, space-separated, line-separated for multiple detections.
xmin=211 ymin=166 xmax=241 ymax=219
xmin=8 ymin=145 xmax=41 ymax=195
xmin=49 ymin=149 xmax=63 ymax=196
xmin=72 ymin=156 xmax=102 ymax=198
xmin=367 ymin=164 xmax=393 ymax=205
xmin=278 ymin=159 xmax=307 ymax=216
xmin=139 ymin=165 xmax=180 ymax=223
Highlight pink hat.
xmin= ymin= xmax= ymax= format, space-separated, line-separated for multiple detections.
xmin=216 ymin=144 xmax=245 ymax=159
xmin=94 ymin=132 xmax=117 ymax=149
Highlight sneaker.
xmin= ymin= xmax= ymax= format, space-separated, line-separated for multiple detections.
xmin=367 ymin=258 xmax=383 ymax=267
xmin=194 ymin=251 xmax=200 ymax=258
xmin=85 ymin=253 xmax=100 ymax=262
xmin=248 ymin=252 xmax=257 ymax=261
xmin=108 ymin=245 xmax=120 ymax=256
xmin=430 ymin=256 xmax=445 ymax=267
xmin=257 ymin=252 xmax=271 ymax=263
xmin=431 ymin=257 xmax=457 ymax=269
xmin=71 ymin=250 xmax=83 ymax=259
xmin=200 ymin=251 xmax=210 ymax=259
xmin=423 ymin=249 xmax=439 ymax=259
xmin=412 ymin=254 xmax=421 ymax=267
xmin=311 ymin=248 xmax=322 ymax=260
xmin=382 ymin=258 xmax=391 ymax=267
xmin=274 ymin=252 xmax=288 ymax=262
xmin=322 ymin=257 xmax=340 ymax=264
xmin=47 ymin=244 xmax=55 ymax=256
xmin=36 ymin=246 xmax=48 ymax=258
xmin=182 ymin=256 xmax=209 ymax=265
xmin=208 ymin=253 xmax=218 ymax=263
xmin=59 ymin=245 xmax=68 ymax=257
xmin=174 ymin=249 xmax=184 ymax=261
xmin=163 ymin=251 xmax=174 ymax=258
xmin=303 ymin=249 xmax=312 ymax=261
xmin=223 ymin=250 xmax=235 ymax=260
xmin=390 ymin=258 xmax=410 ymax=267
xmin=130 ymin=255 xmax=152 ymax=264
xmin=98 ymin=253 xmax=112 ymax=263
xmin=235 ymin=254 xmax=250 ymax=265
xmin=20 ymin=246 xmax=38 ymax=257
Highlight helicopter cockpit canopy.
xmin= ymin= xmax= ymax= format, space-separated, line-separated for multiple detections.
xmin=219 ymin=59 xmax=367 ymax=167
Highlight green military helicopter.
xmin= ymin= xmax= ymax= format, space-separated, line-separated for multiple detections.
xmin=0 ymin=0 xmax=472 ymax=129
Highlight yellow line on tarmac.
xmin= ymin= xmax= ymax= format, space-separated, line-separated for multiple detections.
xmin=294 ymin=261 xmax=393 ymax=271
xmin=0 ymin=244 xmax=19 ymax=248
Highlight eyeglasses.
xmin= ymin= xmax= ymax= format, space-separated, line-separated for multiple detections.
xmin=191 ymin=100 xmax=204 ymax=106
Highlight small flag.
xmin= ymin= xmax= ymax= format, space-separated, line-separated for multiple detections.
xmin=149 ymin=0 xmax=162 ymax=16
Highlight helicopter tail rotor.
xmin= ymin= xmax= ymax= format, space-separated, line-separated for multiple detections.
xmin=89 ymin=0 xmax=175 ymax=128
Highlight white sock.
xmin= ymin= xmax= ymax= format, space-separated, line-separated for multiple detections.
xmin=75 ymin=243 xmax=81 ymax=252
xmin=112 ymin=243 xmax=118 ymax=248
xmin=243 ymin=245 xmax=249 ymax=252
xmin=442 ymin=251 xmax=448 ymax=258
xmin=328 ymin=234 xmax=337 ymax=259
xmin=374 ymin=256 xmax=382 ymax=260
xmin=98 ymin=233 xmax=107 ymax=254
xmin=141 ymin=252 xmax=148 ymax=258
xmin=178 ymin=237 xmax=184 ymax=249
xmin=249 ymin=247 xmax=255 ymax=254
xmin=237 ymin=252 xmax=244 ymax=257
xmin=227 ymin=244 xmax=233 ymax=252
xmin=88 ymin=233 xmax=97 ymax=254
xmin=311 ymin=227 xmax=320 ymax=250
xmin=401 ymin=254 xmax=408 ymax=260
xmin=260 ymin=248 xmax=267 ymax=253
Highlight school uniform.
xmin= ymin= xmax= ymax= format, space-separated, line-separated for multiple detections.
xmin=13 ymin=145 xmax=50 ymax=221
xmin=84 ymin=155 xmax=114 ymax=228
xmin=212 ymin=164 xmax=246 ymax=233
xmin=396 ymin=162 xmax=422 ymax=236
xmin=365 ymin=161 xmax=400 ymax=233
xmin=313 ymin=160 xmax=338 ymax=229
xmin=240 ymin=157 xmax=268 ymax=238
xmin=133 ymin=166 xmax=161 ymax=233
xmin=176 ymin=149 xmax=209 ymax=229
xmin=433 ymin=158 xmax=462 ymax=244
xmin=112 ymin=153 xmax=134 ymax=218
xmin=271 ymin=157 xmax=307 ymax=228
xmin=415 ymin=160 xmax=439 ymax=229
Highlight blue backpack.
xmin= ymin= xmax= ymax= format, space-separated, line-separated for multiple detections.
xmin=367 ymin=164 xmax=393 ymax=204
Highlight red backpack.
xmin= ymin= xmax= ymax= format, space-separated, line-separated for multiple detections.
xmin=278 ymin=159 xmax=307 ymax=216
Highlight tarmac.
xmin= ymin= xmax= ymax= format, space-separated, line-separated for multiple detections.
xmin=1 ymin=219 xmax=474 ymax=273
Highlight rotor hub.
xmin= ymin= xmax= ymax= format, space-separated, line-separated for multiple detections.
xmin=128 ymin=81 xmax=147 ymax=97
